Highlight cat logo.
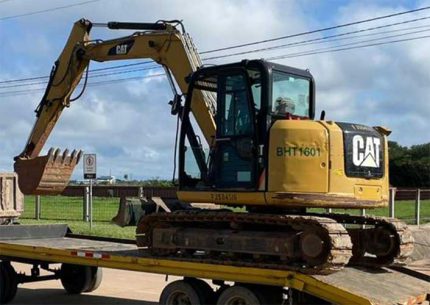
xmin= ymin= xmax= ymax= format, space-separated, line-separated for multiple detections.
xmin=116 ymin=44 xmax=128 ymax=55
xmin=352 ymin=135 xmax=381 ymax=168
xmin=108 ymin=40 xmax=134 ymax=56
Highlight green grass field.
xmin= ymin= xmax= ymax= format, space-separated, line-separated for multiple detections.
xmin=22 ymin=196 xmax=119 ymax=222
xmin=20 ymin=219 xmax=137 ymax=239
xmin=20 ymin=195 xmax=430 ymax=239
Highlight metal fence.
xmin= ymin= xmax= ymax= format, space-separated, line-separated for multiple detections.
xmin=387 ymin=188 xmax=430 ymax=225
xmin=21 ymin=186 xmax=176 ymax=223
xmin=21 ymin=186 xmax=430 ymax=225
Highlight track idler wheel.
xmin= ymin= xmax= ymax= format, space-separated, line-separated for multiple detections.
xmin=299 ymin=229 xmax=329 ymax=266
xmin=367 ymin=226 xmax=398 ymax=260
xmin=349 ymin=225 xmax=399 ymax=264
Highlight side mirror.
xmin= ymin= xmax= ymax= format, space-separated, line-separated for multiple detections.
xmin=320 ymin=110 xmax=326 ymax=120
xmin=169 ymin=94 xmax=182 ymax=115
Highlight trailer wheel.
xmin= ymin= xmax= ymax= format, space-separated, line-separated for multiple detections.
xmin=84 ymin=267 xmax=103 ymax=293
xmin=184 ymin=278 xmax=215 ymax=304
xmin=254 ymin=285 xmax=284 ymax=305
xmin=160 ymin=279 xmax=210 ymax=305
xmin=0 ymin=263 xmax=8 ymax=304
xmin=0 ymin=262 xmax=18 ymax=304
xmin=216 ymin=285 xmax=267 ymax=305
xmin=60 ymin=264 xmax=101 ymax=294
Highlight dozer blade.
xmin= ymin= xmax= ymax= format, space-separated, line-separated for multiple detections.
xmin=14 ymin=148 xmax=82 ymax=195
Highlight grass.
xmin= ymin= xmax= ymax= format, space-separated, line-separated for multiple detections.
xmin=309 ymin=199 xmax=430 ymax=224
xmin=23 ymin=196 xmax=119 ymax=222
xmin=20 ymin=195 xmax=430 ymax=239
xmin=19 ymin=219 xmax=137 ymax=239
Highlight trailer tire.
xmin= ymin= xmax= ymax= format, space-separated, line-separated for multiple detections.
xmin=60 ymin=264 xmax=98 ymax=294
xmin=244 ymin=284 xmax=283 ymax=305
xmin=0 ymin=262 xmax=18 ymax=304
xmin=216 ymin=285 xmax=267 ymax=305
xmin=184 ymin=278 xmax=215 ymax=304
xmin=0 ymin=263 xmax=7 ymax=304
xmin=160 ymin=280 xmax=209 ymax=305
xmin=84 ymin=267 xmax=103 ymax=293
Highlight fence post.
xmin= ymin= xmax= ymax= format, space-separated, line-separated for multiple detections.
xmin=415 ymin=188 xmax=421 ymax=226
xmin=389 ymin=187 xmax=396 ymax=218
xmin=83 ymin=186 xmax=90 ymax=222
xmin=35 ymin=195 xmax=41 ymax=220
xmin=325 ymin=208 xmax=332 ymax=213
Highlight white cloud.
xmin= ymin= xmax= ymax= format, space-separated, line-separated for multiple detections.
xmin=0 ymin=0 xmax=429 ymax=179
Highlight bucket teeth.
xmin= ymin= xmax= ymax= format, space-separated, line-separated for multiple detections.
xmin=53 ymin=148 xmax=62 ymax=162
xmin=62 ymin=149 xmax=69 ymax=159
xmin=47 ymin=147 xmax=82 ymax=165
xmin=14 ymin=147 xmax=83 ymax=195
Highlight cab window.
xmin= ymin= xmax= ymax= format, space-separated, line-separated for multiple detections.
xmin=272 ymin=71 xmax=310 ymax=117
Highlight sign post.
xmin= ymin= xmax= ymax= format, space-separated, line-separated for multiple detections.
xmin=83 ymin=154 xmax=96 ymax=230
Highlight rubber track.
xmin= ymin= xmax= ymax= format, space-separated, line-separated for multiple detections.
xmin=136 ymin=211 xmax=353 ymax=275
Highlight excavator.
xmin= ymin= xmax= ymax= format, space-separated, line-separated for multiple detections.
xmin=13 ymin=19 xmax=413 ymax=274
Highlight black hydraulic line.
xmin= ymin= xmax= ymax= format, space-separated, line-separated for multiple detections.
xmin=70 ymin=64 xmax=90 ymax=102
xmin=93 ymin=21 xmax=167 ymax=31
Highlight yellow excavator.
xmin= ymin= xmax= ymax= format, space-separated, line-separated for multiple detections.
xmin=14 ymin=19 xmax=413 ymax=274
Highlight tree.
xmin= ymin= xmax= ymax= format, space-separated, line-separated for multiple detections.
xmin=388 ymin=141 xmax=430 ymax=187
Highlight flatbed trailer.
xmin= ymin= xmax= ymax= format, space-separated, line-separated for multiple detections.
xmin=0 ymin=224 xmax=429 ymax=305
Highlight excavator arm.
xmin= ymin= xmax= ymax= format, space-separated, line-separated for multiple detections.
xmin=14 ymin=19 xmax=216 ymax=195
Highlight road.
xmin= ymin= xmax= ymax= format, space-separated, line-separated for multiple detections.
xmin=10 ymin=263 xmax=182 ymax=305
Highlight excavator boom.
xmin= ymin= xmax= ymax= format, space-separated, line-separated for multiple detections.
xmin=15 ymin=19 xmax=216 ymax=195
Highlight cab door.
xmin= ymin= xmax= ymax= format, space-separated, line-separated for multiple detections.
xmin=213 ymin=71 xmax=257 ymax=189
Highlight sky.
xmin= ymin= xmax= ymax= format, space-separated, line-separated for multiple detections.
xmin=0 ymin=0 xmax=429 ymax=180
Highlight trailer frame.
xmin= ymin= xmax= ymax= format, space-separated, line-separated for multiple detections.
xmin=0 ymin=224 xmax=428 ymax=305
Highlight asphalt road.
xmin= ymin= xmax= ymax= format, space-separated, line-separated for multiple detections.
xmin=10 ymin=263 xmax=181 ymax=305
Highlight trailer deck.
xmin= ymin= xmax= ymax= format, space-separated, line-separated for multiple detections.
xmin=0 ymin=224 xmax=429 ymax=305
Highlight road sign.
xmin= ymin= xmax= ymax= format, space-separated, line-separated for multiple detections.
xmin=83 ymin=154 xmax=97 ymax=179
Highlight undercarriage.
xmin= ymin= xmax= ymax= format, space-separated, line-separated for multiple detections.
xmin=136 ymin=210 xmax=414 ymax=274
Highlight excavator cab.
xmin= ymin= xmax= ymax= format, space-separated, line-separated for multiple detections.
xmin=179 ymin=59 xmax=315 ymax=192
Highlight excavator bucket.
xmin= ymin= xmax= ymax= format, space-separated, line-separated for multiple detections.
xmin=14 ymin=148 xmax=82 ymax=195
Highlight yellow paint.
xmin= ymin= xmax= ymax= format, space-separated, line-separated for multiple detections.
xmin=20 ymin=19 xmax=215 ymax=162
xmin=268 ymin=120 xmax=329 ymax=193
xmin=0 ymin=242 xmax=372 ymax=305
xmin=178 ymin=191 xmax=266 ymax=205
xmin=264 ymin=120 xmax=389 ymax=208
xmin=182 ymin=119 xmax=389 ymax=209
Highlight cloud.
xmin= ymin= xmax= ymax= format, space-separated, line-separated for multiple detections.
xmin=0 ymin=0 xmax=429 ymax=179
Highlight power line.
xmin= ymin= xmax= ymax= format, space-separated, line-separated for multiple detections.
xmin=203 ymin=16 xmax=430 ymax=61
xmin=2 ymin=6 xmax=430 ymax=87
xmin=201 ymin=5 xmax=430 ymax=54
xmin=0 ymin=61 xmax=153 ymax=84
xmin=0 ymin=65 xmax=162 ymax=89
xmin=3 ymin=18 xmax=428 ymax=85
xmin=0 ymin=0 xmax=99 ymax=21
xmin=2 ymin=31 xmax=430 ymax=97
xmin=206 ymin=26 xmax=430 ymax=62
xmin=1 ymin=27 xmax=429 ymax=93
xmin=267 ymin=33 xmax=430 ymax=60
xmin=0 ymin=73 xmax=166 ymax=97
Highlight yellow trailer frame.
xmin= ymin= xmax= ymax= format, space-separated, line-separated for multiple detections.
xmin=0 ymin=224 xmax=428 ymax=305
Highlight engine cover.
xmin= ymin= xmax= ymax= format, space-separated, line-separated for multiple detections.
xmin=336 ymin=122 xmax=384 ymax=179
